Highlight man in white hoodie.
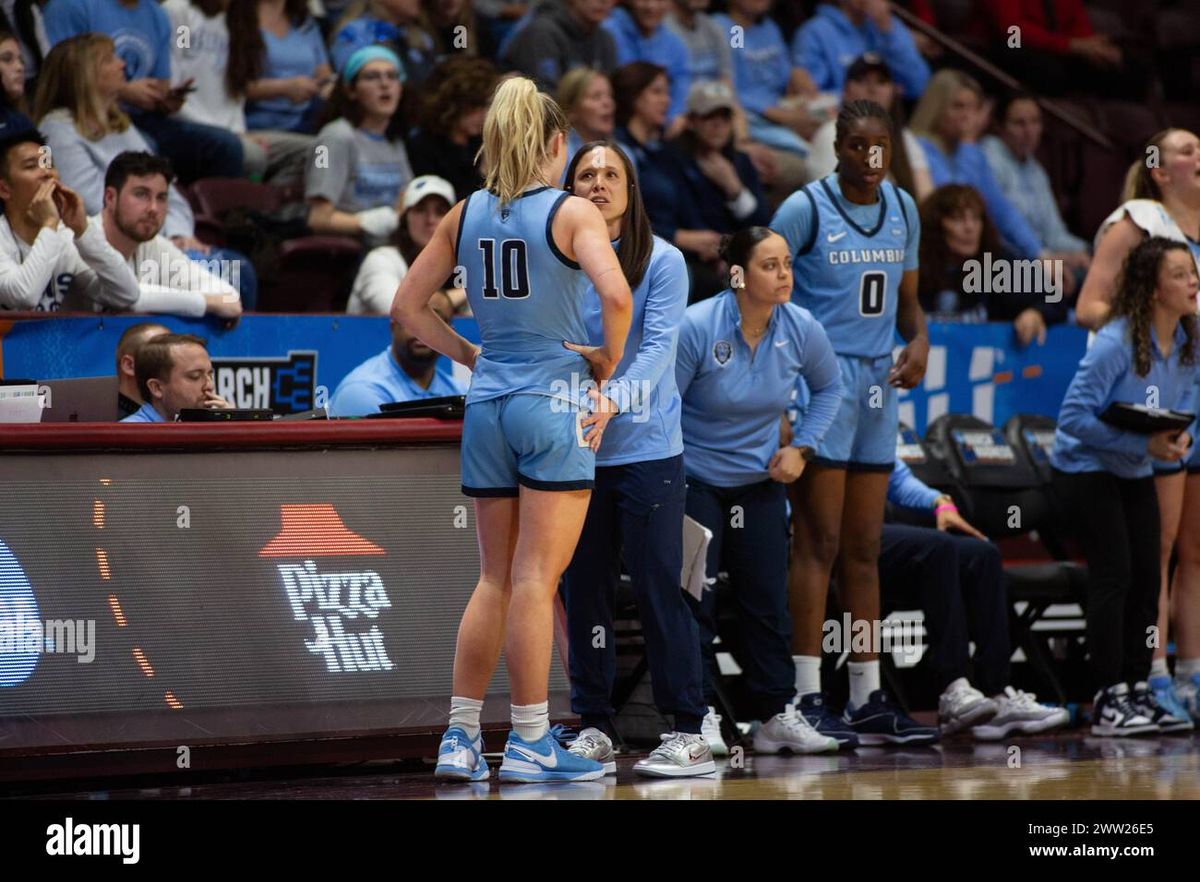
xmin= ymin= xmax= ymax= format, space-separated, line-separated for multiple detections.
xmin=97 ymin=151 xmax=242 ymax=321
xmin=0 ymin=128 xmax=141 ymax=312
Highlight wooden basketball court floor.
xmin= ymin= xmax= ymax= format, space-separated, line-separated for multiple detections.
xmin=13 ymin=730 xmax=1199 ymax=800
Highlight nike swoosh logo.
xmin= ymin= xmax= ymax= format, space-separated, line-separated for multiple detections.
xmin=774 ymin=339 xmax=789 ymax=347
xmin=512 ymin=744 xmax=558 ymax=767
xmin=826 ymin=231 xmax=847 ymax=243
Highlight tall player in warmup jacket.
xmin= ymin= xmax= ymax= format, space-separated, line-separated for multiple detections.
xmin=392 ymin=77 xmax=633 ymax=784
xmin=771 ymin=99 xmax=935 ymax=746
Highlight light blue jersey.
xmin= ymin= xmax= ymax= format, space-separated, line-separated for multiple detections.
xmin=457 ymin=186 xmax=591 ymax=405
xmin=676 ymin=289 xmax=841 ymax=487
xmin=771 ymin=175 xmax=919 ymax=358
xmin=582 ymin=236 xmax=688 ymax=467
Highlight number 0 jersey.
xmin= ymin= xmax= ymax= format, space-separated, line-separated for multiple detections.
xmin=457 ymin=186 xmax=590 ymax=405
xmin=771 ymin=175 xmax=920 ymax=359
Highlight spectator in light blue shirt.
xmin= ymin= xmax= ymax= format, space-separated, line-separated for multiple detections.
xmin=43 ymin=0 xmax=243 ymax=181
xmin=330 ymin=290 xmax=465 ymax=417
xmin=791 ymin=1 xmax=930 ymax=99
xmin=120 ymin=332 xmax=232 ymax=422
xmin=328 ymin=0 xmax=437 ymax=86
xmin=233 ymin=0 xmax=334 ymax=134
xmin=980 ymin=92 xmax=1091 ymax=274
xmin=602 ymin=0 xmax=691 ymax=128
xmin=1051 ymin=237 xmax=1200 ymax=730
xmin=712 ymin=0 xmax=831 ymax=159
xmin=910 ymin=69 xmax=1045 ymax=261
xmin=675 ymin=227 xmax=844 ymax=753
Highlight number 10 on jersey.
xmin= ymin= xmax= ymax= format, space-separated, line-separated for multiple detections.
xmin=479 ymin=238 xmax=530 ymax=299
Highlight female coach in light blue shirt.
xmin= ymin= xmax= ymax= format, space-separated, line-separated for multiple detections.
xmin=674 ymin=226 xmax=842 ymax=755
xmin=558 ymin=139 xmax=717 ymax=779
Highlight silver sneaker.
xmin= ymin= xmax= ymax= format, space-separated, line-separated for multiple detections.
xmin=938 ymin=677 xmax=999 ymax=735
xmin=972 ymin=686 xmax=1069 ymax=740
xmin=752 ymin=704 xmax=839 ymax=754
xmin=566 ymin=727 xmax=617 ymax=774
xmin=633 ymin=732 xmax=717 ymax=778
xmin=701 ymin=706 xmax=729 ymax=757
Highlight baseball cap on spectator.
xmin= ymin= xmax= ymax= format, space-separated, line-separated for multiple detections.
xmin=342 ymin=45 xmax=406 ymax=83
xmin=846 ymin=53 xmax=892 ymax=83
xmin=686 ymin=81 xmax=736 ymax=117
xmin=402 ymin=175 xmax=456 ymax=212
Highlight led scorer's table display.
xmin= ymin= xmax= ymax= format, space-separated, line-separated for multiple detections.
xmin=0 ymin=432 xmax=568 ymax=759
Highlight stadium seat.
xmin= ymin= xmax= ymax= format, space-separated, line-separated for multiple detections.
xmin=925 ymin=414 xmax=1088 ymax=703
xmin=257 ymin=236 xmax=365 ymax=312
xmin=190 ymin=177 xmax=284 ymax=219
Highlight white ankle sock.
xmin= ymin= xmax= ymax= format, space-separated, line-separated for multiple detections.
xmin=512 ymin=701 xmax=549 ymax=742
xmin=793 ymin=655 xmax=822 ymax=697
xmin=847 ymin=660 xmax=880 ymax=710
xmin=449 ymin=695 xmax=483 ymax=740
xmin=1149 ymin=658 xmax=1169 ymax=679
xmin=1176 ymin=658 xmax=1200 ymax=680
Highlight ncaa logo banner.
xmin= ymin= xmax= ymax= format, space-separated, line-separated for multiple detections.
xmin=211 ymin=350 xmax=318 ymax=415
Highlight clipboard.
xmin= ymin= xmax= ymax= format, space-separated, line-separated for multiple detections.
xmin=1099 ymin=402 xmax=1194 ymax=434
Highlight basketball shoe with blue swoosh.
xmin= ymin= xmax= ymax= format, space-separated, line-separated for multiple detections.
xmin=498 ymin=730 xmax=606 ymax=783
xmin=434 ymin=726 xmax=490 ymax=781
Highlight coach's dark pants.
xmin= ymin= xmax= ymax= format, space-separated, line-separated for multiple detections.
xmin=879 ymin=524 xmax=1011 ymax=695
xmin=685 ymin=475 xmax=795 ymax=721
xmin=561 ymin=454 xmax=707 ymax=734
xmin=1052 ymin=468 xmax=1160 ymax=689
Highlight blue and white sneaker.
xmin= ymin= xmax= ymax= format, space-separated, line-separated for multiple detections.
xmin=1149 ymin=675 xmax=1194 ymax=729
xmin=1133 ymin=680 xmax=1193 ymax=733
xmin=796 ymin=692 xmax=860 ymax=749
xmin=843 ymin=689 xmax=940 ymax=746
xmin=1175 ymin=673 xmax=1200 ymax=722
xmin=498 ymin=730 xmax=605 ymax=783
xmin=434 ymin=726 xmax=490 ymax=781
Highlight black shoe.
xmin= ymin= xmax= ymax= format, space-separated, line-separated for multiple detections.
xmin=1090 ymin=683 xmax=1158 ymax=737
xmin=842 ymin=690 xmax=939 ymax=745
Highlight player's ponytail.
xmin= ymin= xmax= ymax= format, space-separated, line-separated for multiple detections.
xmin=1124 ymin=129 xmax=1178 ymax=202
xmin=479 ymin=77 xmax=568 ymax=205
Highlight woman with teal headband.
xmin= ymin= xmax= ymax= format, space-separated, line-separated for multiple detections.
xmin=305 ymin=45 xmax=415 ymax=245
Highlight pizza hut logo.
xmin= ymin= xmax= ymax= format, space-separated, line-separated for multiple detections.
xmin=259 ymin=504 xmax=394 ymax=673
